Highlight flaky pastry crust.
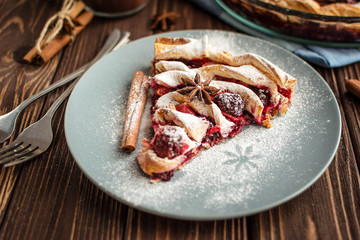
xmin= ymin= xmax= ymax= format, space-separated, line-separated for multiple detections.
xmin=261 ymin=0 xmax=360 ymax=17
xmin=139 ymin=35 xmax=297 ymax=181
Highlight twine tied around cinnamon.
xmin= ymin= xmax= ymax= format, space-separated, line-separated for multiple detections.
xmin=35 ymin=0 xmax=77 ymax=54
xmin=23 ymin=1 xmax=92 ymax=65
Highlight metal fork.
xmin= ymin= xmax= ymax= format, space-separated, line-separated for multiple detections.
xmin=0 ymin=30 xmax=130 ymax=143
xmin=0 ymin=29 xmax=129 ymax=167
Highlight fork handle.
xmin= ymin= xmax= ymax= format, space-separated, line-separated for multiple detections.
xmin=13 ymin=65 xmax=86 ymax=114
xmin=13 ymin=30 xmax=130 ymax=114
xmin=41 ymin=29 xmax=124 ymax=121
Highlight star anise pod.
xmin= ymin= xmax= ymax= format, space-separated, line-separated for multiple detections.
xmin=151 ymin=10 xmax=180 ymax=32
xmin=176 ymin=73 xmax=219 ymax=104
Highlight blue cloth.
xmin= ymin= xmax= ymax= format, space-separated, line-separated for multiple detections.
xmin=190 ymin=0 xmax=360 ymax=68
xmin=294 ymin=46 xmax=360 ymax=68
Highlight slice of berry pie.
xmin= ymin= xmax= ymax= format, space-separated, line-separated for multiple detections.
xmin=138 ymin=35 xmax=296 ymax=182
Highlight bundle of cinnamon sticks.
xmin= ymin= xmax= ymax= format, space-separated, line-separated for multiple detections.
xmin=23 ymin=1 xmax=93 ymax=65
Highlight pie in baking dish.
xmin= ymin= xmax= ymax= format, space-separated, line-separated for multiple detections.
xmin=252 ymin=0 xmax=360 ymax=17
xmin=137 ymin=35 xmax=296 ymax=182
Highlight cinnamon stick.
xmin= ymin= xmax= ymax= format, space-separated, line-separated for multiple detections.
xmin=346 ymin=79 xmax=360 ymax=99
xmin=121 ymin=71 xmax=149 ymax=153
xmin=23 ymin=2 xmax=93 ymax=65
xmin=68 ymin=1 xmax=86 ymax=19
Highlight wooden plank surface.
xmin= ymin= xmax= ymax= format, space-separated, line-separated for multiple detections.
xmin=0 ymin=0 xmax=359 ymax=239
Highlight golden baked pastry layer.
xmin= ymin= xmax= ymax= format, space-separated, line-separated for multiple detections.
xmin=257 ymin=0 xmax=360 ymax=17
xmin=138 ymin=35 xmax=297 ymax=181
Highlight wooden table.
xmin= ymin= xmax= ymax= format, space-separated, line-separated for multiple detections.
xmin=0 ymin=0 xmax=359 ymax=239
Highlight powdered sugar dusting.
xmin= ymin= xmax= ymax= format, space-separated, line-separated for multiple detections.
xmin=70 ymin=31 xmax=340 ymax=219
xmin=101 ymin=68 xmax=330 ymax=213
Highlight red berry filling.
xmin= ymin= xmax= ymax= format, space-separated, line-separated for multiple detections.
xmin=148 ymin=70 xmax=293 ymax=181
xmin=152 ymin=58 xmax=219 ymax=73
xmin=153 ymin=133 xmax=183 ymax=159
xmin=150 ymin=80 xmax=176 ymax=97
xmin=278 ymin=86 xmax=293 ymax=101
xmin=214 ymin=75 xmax=292 ymax=116
xmin=165 ymin=58 xmax=214 ymax=68
xmin=152 ymin=171 xmax=174 ymax=181
xmin=214 ymin=93 xmax=245 ymax=117
xmin=175 ymin=104 xmax=197 ymax=115
xmin=150 ymin=145 xmax=203 ymax=181
xmin=252 ymin=87 xmax=271 ymax=106
xmin=214 ymin=75 xmax=251 ymax=88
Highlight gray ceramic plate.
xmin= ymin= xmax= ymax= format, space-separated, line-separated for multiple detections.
xmin=64 ymin=30 xmax=341 ymax=220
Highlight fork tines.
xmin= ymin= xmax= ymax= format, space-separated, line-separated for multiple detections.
xmin=0 ymin=141 xmax=40 ymax=167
